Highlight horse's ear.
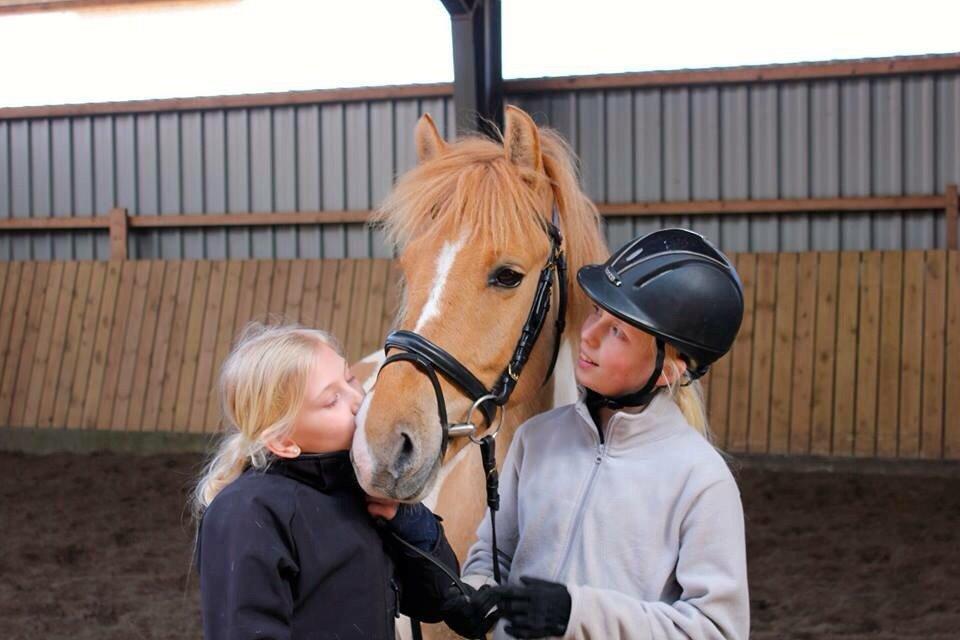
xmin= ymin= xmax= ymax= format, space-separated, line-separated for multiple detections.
xmin=415 ymin=113 xmax=447 ymax=163
xmin=503 ymin=105 xmax=543 ymax=173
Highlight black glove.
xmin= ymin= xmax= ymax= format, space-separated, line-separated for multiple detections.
xmin=494 ymin=576 xmax=571 ymax=639
xmin=440 ymin=582 xmax=502 ymax=639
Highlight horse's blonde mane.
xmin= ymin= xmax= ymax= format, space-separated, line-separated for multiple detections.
xmin=376 ymin=125 xmax=608 ymax=334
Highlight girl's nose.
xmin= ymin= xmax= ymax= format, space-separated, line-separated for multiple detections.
xmin=581 ymin=319 xmax=600 ymax=347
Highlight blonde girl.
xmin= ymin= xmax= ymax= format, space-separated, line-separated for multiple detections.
xmin=446 ymin=229 xmax=750 ymax=639
xmin=193 ymin=322 xmax=458 ymax=640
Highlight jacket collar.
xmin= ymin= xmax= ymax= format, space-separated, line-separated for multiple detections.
xmin=573 ymin=387 xmax=689 ymax=453
xmin=265 ymin=450 xmax=361 ymax=493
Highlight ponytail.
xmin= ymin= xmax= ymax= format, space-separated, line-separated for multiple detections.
xmin=662 ymin=352 xmax=712 ymax=442
xmin=191 ymin=431 xmax=259 ymax=520
xmin=672 ymin=380 xmax=710 ymax=442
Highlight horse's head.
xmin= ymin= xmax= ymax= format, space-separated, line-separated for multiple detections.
xmin=351 ymin=106 xmax=606 ymax=501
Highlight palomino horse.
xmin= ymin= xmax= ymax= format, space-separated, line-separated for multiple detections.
xmin=350 ymin=105 xmax=607 ymax=634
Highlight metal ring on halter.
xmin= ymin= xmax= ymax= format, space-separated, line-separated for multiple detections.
xmin=466 ymin=394 xmax=504 ymax=445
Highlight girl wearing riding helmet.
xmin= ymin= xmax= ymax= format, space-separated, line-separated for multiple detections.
xmin=445 ymin=229 xmax=750 ymax=639
xmin=192 ymin=322 xmax=459 ymax=640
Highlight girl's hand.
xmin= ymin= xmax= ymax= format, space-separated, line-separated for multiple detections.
xmin=365 ymin=495 xmax=400 ymax=521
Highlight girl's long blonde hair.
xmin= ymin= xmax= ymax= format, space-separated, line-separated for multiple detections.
xmin=662 ymin=346 xmax=711 ymax=441
xmin=191 ymin=321 xmax=340 ymax=519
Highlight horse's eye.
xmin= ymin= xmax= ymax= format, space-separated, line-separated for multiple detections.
xmin=489 ymin=267 xmax=524 ymax=288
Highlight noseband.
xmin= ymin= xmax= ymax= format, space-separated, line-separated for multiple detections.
xmin=376 ymin=205 xmax=567 ymax=457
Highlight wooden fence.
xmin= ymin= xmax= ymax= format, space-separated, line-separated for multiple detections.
xmin=0 ymin=251 xmax=957 ymax=460
xmin=0 ymin=259 xmax=400 ymax=435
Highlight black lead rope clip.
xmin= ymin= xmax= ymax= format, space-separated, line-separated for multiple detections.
xmin=479 ymin=435 xmax=499 ymax=512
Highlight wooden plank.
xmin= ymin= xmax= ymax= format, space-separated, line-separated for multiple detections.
xmin=37 ymin=261 xmax=79 ymax=428
xmin=706 ymin=254 xmax=734 ymax=448
xmin=173 ymin=261 xmax=212 ymax=432
xmin=947 ymin=184 xmax=958 ymax=251
xmin=315 ymin=260 xmax=340 ymax=331
xmin=0 ymin=264 xmax=9 ymax=375
xmin=0 ymin=263 xmax=30 ymax=427
xmin=810 ymin=252 xmax=839 ymax=456
xmin=65 ymin=262 xmax=107 ymax=429
xmin=599 ymin=194 xmax=947 ymax=218
xmin=0 ymin=263 xmax=8 ymax=321
xmin=944 ymin=252 xmax=960 ymax=459
xmin=232 ymin=260 xmax=259 ymax=336
xmin=0 ymin=262 xmax=25 ymax=426
xmin=141 ymin=262 xmax=182 ymax=431
xmin=250 ymin=260 xmax=274 ymax=323
xmin=897 ymin=251 xmax=925 ymax=457
xmin=330 ymin=260 xmax=357 ymax=353
xmin=285 ymin=259 xmax=307 ymax=324
xmin=93 ymin=261 xmax=137 ymax=429
xmin=189 ymin=261 xmax=226 ymax=433
xmin=920 ymin=251 xmax=947 ymax=458
xmin=726 ymin=253 xmax=756 ymax=453
xmin=345 ymin=259 xmax=372 ymax=363
xmin=831 ymin=252 xmax=861 ymax=456
xmin=80 ymin=261 xmax=121 ymax=430
xmin=876 ymin=251 xmax=904 ymax=457
xmin=124 ymin=261 xmax=166 ymax=431
xmin=299 ymin=260 xmax=324 ymax=328
xmin=361 ymin=259 xmax=390 ymax=358
xmin=789 ymin=252 xmax=818 ymax=455
xmin=768 ymin=253 xmax=797 ymax=454
xmin=10 ymin=263 xmax=51 ymax=427
xmin=109 ymin=261 xmax=152 ymax=430
xmin=706 ymin=353 xmax=732 ymax=447
xmin=205 ymin=260 xmax=244 ymax=431
xmin=747 ymin=253 xmax=776 ymax=453
xmin=267 ymin=260 xmax=291 ymax=323
xmin=854 ymin=252 xmax=883 ymax=457
xmin=52 ymin=262 xmax=94 ymax=428
xmin=156 ymin=261 xmax=197 ymax=431
xmin=20 ymin=262 xmax=63 ymax=427
xmin=109 ymin=207 xmax=128 ymax=259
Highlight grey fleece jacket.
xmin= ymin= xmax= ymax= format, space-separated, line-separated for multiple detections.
xmin=461 ymin=392 xmax=750 ymax=640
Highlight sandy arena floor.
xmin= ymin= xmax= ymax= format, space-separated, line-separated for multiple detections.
xmin=1 ymin=451 xmax=958 ymax=639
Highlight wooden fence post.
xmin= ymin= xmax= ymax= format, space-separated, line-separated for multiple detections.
xmin=109 ymin=207 xmax=128 ymax=260
xmin=947 ymin=185 xmax=958 ymax=251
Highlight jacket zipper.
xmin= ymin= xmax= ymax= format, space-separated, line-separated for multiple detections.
xmin=554 ymin=440 xmax=605 ymax=581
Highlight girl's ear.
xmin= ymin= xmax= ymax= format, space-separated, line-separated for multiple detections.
xmin=657 ymin=354 xmax=688 ymax=387
xmin=264 ymin=435 xmax=301 ymax=459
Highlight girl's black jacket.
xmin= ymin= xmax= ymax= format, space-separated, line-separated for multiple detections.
xmin=196 ymin=451 xmax=459 ymax=640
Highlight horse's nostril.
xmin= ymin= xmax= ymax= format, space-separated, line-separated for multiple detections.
xmin=400 ymin=432 xmax=414 ymax=457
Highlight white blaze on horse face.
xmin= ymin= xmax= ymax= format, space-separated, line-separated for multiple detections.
xmin=413 ymin=237 xmax=466 ymax=333
xmin=351 ymin=389 xmax=376 ymax=489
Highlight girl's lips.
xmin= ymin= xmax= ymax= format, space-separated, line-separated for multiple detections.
xmin=578 ymin=353 xmax=598 ymax=369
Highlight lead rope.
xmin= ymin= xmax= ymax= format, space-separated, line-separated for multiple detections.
xmin=479 ymin=434 xmax=502 ymax=584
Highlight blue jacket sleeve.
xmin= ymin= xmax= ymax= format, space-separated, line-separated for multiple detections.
xmin=197 ymin=494 xmax=299 ymax=640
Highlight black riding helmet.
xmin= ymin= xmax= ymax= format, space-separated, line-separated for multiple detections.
xmin=576 ymin=228 xmax=744 ymax=409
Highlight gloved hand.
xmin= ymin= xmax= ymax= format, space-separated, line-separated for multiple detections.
xmin=493 ymin=576 xmax=571 ymax=639
xmin=440 ymin=582 xmax=501 ymax=639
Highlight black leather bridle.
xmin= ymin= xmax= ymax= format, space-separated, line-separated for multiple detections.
xmin=376 ymin=204 xmax=567 ymax=456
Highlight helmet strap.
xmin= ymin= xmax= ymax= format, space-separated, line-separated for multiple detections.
xmin=586 ymin=339 xmax=665 ymax=410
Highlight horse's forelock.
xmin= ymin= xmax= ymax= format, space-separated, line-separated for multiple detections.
xmin=377 ymin=124 xmax=608 ymax=337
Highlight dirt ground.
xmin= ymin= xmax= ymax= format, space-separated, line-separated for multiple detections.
xmin=1 ymin=451 xmax=958 ymax=640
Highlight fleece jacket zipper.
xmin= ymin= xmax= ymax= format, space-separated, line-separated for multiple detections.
xmin=554 ymin=435 xmax=606 ymax=582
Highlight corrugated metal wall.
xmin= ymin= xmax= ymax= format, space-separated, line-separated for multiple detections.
xmin=2 ymin=73 xmax=960 ymax=260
